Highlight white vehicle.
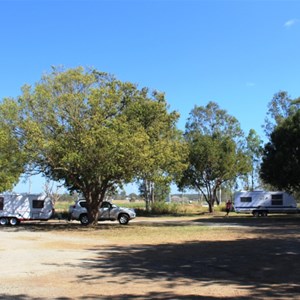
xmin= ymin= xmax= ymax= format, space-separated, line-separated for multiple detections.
xmin=68 ymin=199 xmax=136 ymax=225
xmin=0 ymin=193 xmax=54 ymax=226
xmin=234 ymin=191 xmax=299 ymax=217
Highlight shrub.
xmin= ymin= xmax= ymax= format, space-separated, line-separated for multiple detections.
xmin=151 ymin=201 xmax=182 ymax=215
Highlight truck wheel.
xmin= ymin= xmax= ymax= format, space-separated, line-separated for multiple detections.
xmin=252 ymin=211 xmax=259 ymax=217
xmin=79 ymin=214 xmax=89 ymax=225
xmin=9 ymin=217 xmax=19 ymax=226
xmin=118 ymin=214 xmax=129 ymax=225
xmin=0 ymin=217 xmax=8 ymax=226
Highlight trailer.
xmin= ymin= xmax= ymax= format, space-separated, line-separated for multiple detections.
xmin=0 ymin=193 xmax=54 ymax=226
xmin=234 ymin=191 xmax=299 ymax=217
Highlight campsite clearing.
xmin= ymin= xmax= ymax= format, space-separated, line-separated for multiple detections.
xmin=1 ymin=215 xmax=300 ymax=299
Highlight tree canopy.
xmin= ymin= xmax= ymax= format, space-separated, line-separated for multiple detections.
xmin=0 ymin=122 xmax=25 ymax=192
xmin=260 ymin=110 xmax=300 ymax=193
xmin=263 ymin=91 xmax=300 ymax=137
xmin=1 ymin=67 xmax=184 ymax=224
xmin=124 ymin=89 xmax=187 ymax=211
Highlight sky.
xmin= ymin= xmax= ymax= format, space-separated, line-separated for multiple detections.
xmin=0 ymin=0 xmax=299 ymax=194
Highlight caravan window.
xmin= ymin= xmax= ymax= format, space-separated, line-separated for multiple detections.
xmin=32 ymin=200 xmax=44 ymax=209
xmin=271 ymin=194 xmax=283 ymax=205
xmin=0 ymin=197 xmax=3 ymax=210
xmin=240 ymin=197 xmax=252 ymax=202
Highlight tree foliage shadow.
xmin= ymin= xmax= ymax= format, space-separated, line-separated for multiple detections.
xmin=1 ymin=214 xmax=300 ymax=233
xmin=78 ymin=236 xmax=300 ymax=299
xmin=0 ymin=221 xmax=124 ymax=232
xmin=191 ymin=214 xmax=300 ymax=227
xmin=2 ymin=217 xmax=300 ymax=299
xmin=0 ymin=292 xmax=252 ymax=300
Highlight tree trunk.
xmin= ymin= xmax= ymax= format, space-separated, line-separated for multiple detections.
xmin=208 ymin=199 xmax=215 ymax=213
xmin=85 ymin=189 xmax=106 ymax=226
xmin=144 ymin=179 xmax=155 ymax=212
xmin=88 ymin=201 xmax=100 ymax=226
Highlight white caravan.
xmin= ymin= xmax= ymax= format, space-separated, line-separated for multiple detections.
xmin=234 ymin=191 xmax=299 ymax=217
xmin=0 ymin=193 xmax=54 ymax=226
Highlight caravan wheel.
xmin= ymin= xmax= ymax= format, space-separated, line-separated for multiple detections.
xmin=261 ymin=211 xmax=268 ymax=217
xmin=0 ymin=217 xmax=8 ymax=226
xmin=9 ymin=217 xmax=19 ymax=226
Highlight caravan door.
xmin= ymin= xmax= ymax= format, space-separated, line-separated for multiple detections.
xmin=29 ymin=195 xmax=54 ymax=220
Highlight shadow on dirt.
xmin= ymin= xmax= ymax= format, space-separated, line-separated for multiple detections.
xmin=1 ymin=216 xmax=300 ymax=234
xmin=2 ymin=217 xmax=300 ymax=299
xmin=77 ymin=234 xmax=300 ymax=299
xmin=1 ymin=214 xmax=300 ymax=231
xmin=0 ymin=292 xmax=254 ymax=300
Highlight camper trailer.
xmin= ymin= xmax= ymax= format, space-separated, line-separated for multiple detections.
xmin=234 ymin=191 xmax=299 ymax=217
xmin=0 ymin=193 xmax=54 ymax=226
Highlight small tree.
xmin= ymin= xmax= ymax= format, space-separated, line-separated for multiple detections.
xmin=43 ymin=180 xmax=63 ymax=205
xmin=244 ymin=129 xmax=264 ymax=190
xmin=139 ymin=177 xmax=171 ymax=204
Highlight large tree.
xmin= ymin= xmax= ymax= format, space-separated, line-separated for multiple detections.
xmin=0 ymin=119 xmax=25 ymax=192
xmin=263 ymin=91 xmax=300 ymax=137
xmin=125 ymin=89 xmax=188 ymax=211
xmin=2 ymin=67 xmax=182 ymax=225
xmin=260 ymin=110 xmax=300 ymax=193
xmin=178 ymin=102 xmax=251 ymax=212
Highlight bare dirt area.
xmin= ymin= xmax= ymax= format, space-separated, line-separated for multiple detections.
xmin=1 ymin=215 xmax=300 ymax=300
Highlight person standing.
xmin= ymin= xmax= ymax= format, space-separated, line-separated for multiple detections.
xmin=225 ymin=200 xmax=232 ymax=216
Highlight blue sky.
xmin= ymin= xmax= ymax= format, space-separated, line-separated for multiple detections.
xmin=1 ymin=0 xmax=299 ymax=194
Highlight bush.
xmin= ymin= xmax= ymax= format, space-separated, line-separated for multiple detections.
xmin=151 ymin=201 xmax=184 ymax=215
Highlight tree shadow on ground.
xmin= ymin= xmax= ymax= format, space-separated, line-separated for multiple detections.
xmin=78 ymin=236 xmax=300 ymax=299
xmin=1 ymin=214 xmax=300 ymax=233
xmin=0 ymin=292 xmax=250 ymax=300
xmin=191 ymin=214 xmax=300 ymax=226
xmin=2 ymin=217 xmax=300 ymax=299
xmin=0 ymin=220 xmax=119 ymax=232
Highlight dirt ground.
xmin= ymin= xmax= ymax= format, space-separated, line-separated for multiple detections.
xmin=1 ymin=215 xmax=300 ymax=300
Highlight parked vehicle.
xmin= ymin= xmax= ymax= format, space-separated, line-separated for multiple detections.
xmin=234 ymin=191 xmax=299 ymax=217
xmin=68 ymin=199 xmax=136 ymax=225
xmin=0 ymin=193 xmax=54 ymax=226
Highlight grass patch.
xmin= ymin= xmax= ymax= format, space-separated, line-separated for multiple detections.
xmin=90 ymin=224 xmax=231 ymax=244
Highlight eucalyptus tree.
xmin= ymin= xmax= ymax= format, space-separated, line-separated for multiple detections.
xmin=178 ymin=102 xmax=251 ymax=212
xmin=3 ymin=67 xmax=184 ymax=225
xmin=263 ymin=91 xmax=300 ymax=137
xmin=126 ymin=90 xmax=188 ymax=211
xmin=245 ymin=129 xmax=264 ymax=190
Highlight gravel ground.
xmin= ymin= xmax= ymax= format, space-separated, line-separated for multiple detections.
xmin=1 ymin=216 xmax=300 ymax=299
